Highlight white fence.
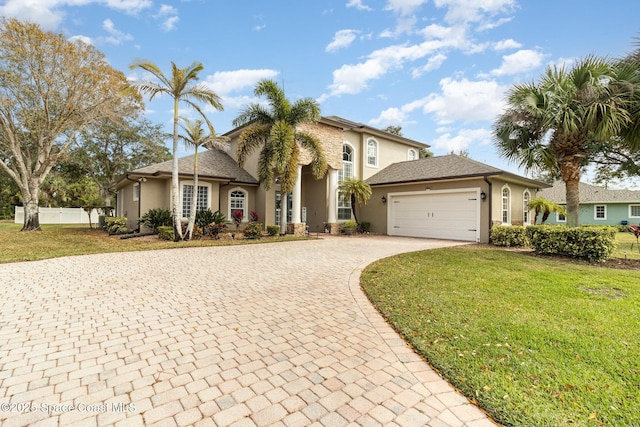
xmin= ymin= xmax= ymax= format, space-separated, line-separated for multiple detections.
xmin=14 ymin=207 xmax=101 ymax=225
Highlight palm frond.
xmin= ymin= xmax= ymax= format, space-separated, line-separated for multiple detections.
xmin=296 ymin=131 xmax=327 ymax=179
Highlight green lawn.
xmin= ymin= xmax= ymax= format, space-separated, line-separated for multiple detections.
xmin=613 ymin=231 xmax=640 ymax=259
xmin=0 ymin=222 xmax=306 ymax=263
xmin=361 ymin=246 xmax=640 ymax=426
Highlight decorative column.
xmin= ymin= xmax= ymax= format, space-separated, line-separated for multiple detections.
xmin=327 ymin=169 xmax=338 ymax=234
xmin=291 ymin=164 xmax=302 ymax=223
xmin=287 ymin=164 xmax=306 ymax=236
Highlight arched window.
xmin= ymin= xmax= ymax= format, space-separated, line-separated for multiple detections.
xmin=338 ymin=144 xmax=354 ymax=220
xmin=501 ymin=186 xmax=511 ymax=225
xmin=523 ymin=190 xmax=530 ymax=224
xmin=407 ymin=148 xmax=417 ymax=161
xmin=366 ymin=138 xmax=378 ymax=167
xmin=229 ymin=189 xmax=247 ymax=221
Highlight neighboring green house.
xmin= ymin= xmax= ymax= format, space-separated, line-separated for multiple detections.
xmin=536 ymin=181 xmax=640 ymax=226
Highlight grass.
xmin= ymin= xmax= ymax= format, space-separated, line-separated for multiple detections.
xmin=613 ymin=231 xmax=640 ymax=259
xmin=0 ymin=222 xmax=307 ymax=263
xmin=361 ymin=246 xmax=640 ymax=426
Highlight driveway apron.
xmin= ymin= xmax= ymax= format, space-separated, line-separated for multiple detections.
xmin=0 ymin=235 xmax=497 ymax=427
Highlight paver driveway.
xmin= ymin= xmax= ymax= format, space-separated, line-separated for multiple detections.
xmin=0 ymin=235 xmax=497 ymax=427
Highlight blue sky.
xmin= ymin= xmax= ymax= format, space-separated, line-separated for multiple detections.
xmin=2 ymin=0 xmax=639 ymax=186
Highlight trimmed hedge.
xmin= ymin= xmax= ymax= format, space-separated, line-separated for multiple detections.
xmin=157 ymin=226 xmax=173 ymax=241
xmin=103 ymin=216 xmax=128 ymax=234
xmin=490 ymin=225 xmax=528 ymax=247
xmin=526 ymin=225 xmax=617 ymax=262
xmin=266 ymin=225 xmax=280 ymax=236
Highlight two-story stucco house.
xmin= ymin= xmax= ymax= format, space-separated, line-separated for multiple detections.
xmin=112 ymin=116 xmax=549 ymax=243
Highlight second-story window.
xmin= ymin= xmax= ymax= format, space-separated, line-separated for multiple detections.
xmin=366 ymin=138 xmax=378 ymax=167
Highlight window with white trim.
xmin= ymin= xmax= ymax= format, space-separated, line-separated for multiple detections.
xmin=366 ymin=138 xmax=378 ymax=167
xmin=557 ymin=211 xmax=566 ymax=223
xmin=275 ymin=191 xmax=292 ymax=225
xmin=594 ymin=205 xmax=606 ymax=220
xmin=182 ymin=184 xmax=208 ymax=218
xmin=523 ymin=190 xmax=530 ymax=224
xmin=229 ymin=189 xmax=247 ymax=221
xmin=407 ymin=148 xmax=417 ymax=160
xmin=501 ymin=186 xmax=511 ymax=225
xmin=133 ymin=183 xmax=139 ymax=202
xmin=629 ymin=205 xmax=640 ymax=218
xmin=338 ymin=143 xmax=354 ymax=221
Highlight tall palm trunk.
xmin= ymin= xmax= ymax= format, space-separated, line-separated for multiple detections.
xmin=279 ymin=193 xmax=287 ymax=235
xmin=560 ymin=157 xmax=582 ymax=227
xmin=185 ymin=147 xmax=199 ymax=240
xmin=350 ymin=194 xmax=359 ymax=225
xmin=171 ymin=99 xmax=183 ymax=241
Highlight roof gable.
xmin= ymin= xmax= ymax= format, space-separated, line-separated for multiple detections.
xmin=538 ymin=181 xmax=640 ymax=203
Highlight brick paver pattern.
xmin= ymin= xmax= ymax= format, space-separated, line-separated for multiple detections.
xmin=0 ymin=235 xmax=498 ymax=427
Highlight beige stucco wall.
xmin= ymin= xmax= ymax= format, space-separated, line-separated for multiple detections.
xmin=342 ymin=131 xmax=420 ymax=180
xmin=489 ymin=180 xmax=537 ymax=227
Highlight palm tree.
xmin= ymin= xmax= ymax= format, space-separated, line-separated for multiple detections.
xmin=528 ymin=197 xmax=566 ymax=224
xmin=129 ymin=60 xmax=223 ymax=241
xmin=233 ymin=79 xmax=327 ymax=233
xmin=178 ymin=117 xmax=229 ymax=240
xmin=338 ymin=178 xmax=371 ymax=226
xmin=493 ymin=56 xmax=640 ymax=227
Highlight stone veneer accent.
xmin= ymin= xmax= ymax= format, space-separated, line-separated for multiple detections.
xmin=297 ymin=121 xmax=343 ymax=170
xmin=287 ymin=222 xmax=307 ymax=236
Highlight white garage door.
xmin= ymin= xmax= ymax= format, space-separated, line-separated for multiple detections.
xmin=388 ymin=190 xmax=480 ymax=242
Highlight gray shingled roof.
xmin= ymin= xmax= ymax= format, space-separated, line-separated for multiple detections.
xmin=324 ymin=115 xmax=427 ymax=148
xmin=366 ymin=154 xmax=545 ymax=186
xmin=129 ymin=149 xmax=258 ymax=184
xmin=537 ymin=181 xmax=640 ymax=203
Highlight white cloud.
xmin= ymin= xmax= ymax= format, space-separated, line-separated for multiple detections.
xmin=326 ymin=29 xmax=359 ymax=52
xmin=205 ymin=69 xmax=280 ymax=96
xmin=161 ymin=16 xmax=179 ymax=31
xmin=0 ymin=1 xmax=65 ymax=30
xmin=411 ymin=53 xmax=447 ymax=77
xmin=385 ymin=0 xmax=429 ymax=16
xmin=433 ymin=0 xmax=516 ymax=24
xmin=69 ymin=34 xmax=93 ymax=45
xmin=0 ymin=0 xmax=152 ymax=31
xmin=154 ymin=4 xmax=178 ymax=31
xmin=370 ymin=98 xmax=428 ymax=126
xmin=346 ymin=0 xmax=373 ymax=11
xmin=431 ymin=128 xmax=492 ymax=152
xmin=422 ymin=77 xmax=508 ymax=124
xmin=102 ymin=0 xmax=152 ymax=14
xmin=490 ymin=49 xmax=545 ymax=76
xmin=102 ymin=19 xmax=133 ymax=45
xmin=155 ymin=4 xmax=177 ymax=17
xmin=323 ymin=29 xmax=469 ymax=99
xmin=493 ymin=38 xmax=521 ymax=50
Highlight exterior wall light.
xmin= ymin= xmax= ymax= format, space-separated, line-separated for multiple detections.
xmin=480 ymin=191 xmax=487 ymax=201
xmin=381 ymin=196 xmax=387 ymax=204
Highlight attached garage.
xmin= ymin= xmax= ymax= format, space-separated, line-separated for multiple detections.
xmin=387 ymin=189 xmax=481 ymax=242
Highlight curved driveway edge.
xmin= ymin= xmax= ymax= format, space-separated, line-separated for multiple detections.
xmin=0 ymin=235 xmax=497 ymax=427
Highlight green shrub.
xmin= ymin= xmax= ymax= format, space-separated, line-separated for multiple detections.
xmin=157 ymin=226 xmax=173 ymax=240
xmin=490 ymin=225 xmax=529 ymax=247
xmin=358 ymin=221 xmax=371 ymax=234
xmin=196 ymin=209 xmax=229 ymax=239
xmin=340 ymin=220 xmax=357 ymax=235
xmin=266 ymin=225 xmax=280 ymax=236
xmin=243 ymin=222 xmax=263 ymax=239
xmin=104 ymin=216 xmax=128 ymax=234
xmin=527 ymin=225 xmax=617 ymax=262
xmin=138 ymin=208 xmax=172 ymax=232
